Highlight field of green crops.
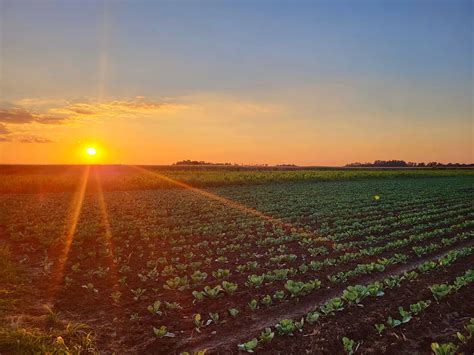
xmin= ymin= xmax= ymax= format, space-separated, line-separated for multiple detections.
xmin=1 ymin=166 xmax=473 ymax=354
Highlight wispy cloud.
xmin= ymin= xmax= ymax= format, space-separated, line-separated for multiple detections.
xmin=17 ymin=135 xmax=54 ymax=143
xmin=0 ymin=123 xmax=10 ymax=135
xmin=50 ymin=98 xmax=184 ymax=120
xmin=0 ymin=95 xmax=282 ymax=144
xmin=0 ymin=107 xmax=66 ymax=124
xmin=0 ymin=97 xmax=185 ymax=143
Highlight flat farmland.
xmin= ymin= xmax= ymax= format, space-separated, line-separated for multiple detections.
xmin=1 ymin=166 xmax=473 ymax=354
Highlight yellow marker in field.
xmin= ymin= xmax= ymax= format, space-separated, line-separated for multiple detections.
xmin=374 ymin=195 xmax=381 ymax=201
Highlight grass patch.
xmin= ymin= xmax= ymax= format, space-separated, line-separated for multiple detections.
xmin=0 ymin=322 xmax=98 ymax=354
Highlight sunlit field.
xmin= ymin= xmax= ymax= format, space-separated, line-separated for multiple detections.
xmin=1 ymin=166 xmax=473 ymax=354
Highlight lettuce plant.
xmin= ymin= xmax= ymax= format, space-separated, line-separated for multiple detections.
xmin=209 ymin=312 xmax=219 ymax=323
xmin=259 ymin=328 xmax=274 ymax=343
xmin=192 ymin=290 xmax=205 ymax=302
xmin=147 ymin=300 xmax=162 ymax=315
xmin=153 ymin=325 xmax=175 ymax=338
xmin=284 ymin=280 xmax=305 ymax=297
xmin=386 ymin=316 xmax=401 ymax=328
xmin=404 ymin=271 xmax=418 ymax=280
xmin=430 ymin=284 xmax=452 ymax=301
xmin=383 ymin=275 xmax=403 ymax=289
xmin=191 ymin=270 xmax=208 ymax=283
xmin=430 ymin=342 xmax=457 ymax=355
xmin=164 ymin=276 xmax=189 ymax=291
xmin=247 ymin=274 xmax=265 ymax=288
xmin=237 ymin=338 xmax=258 ymax=353
xmin=418 ymin=261 xmax=437 ymax=273
xmin=273 ymin=290 xmax=286 ymax=302
xmin=320 ymin=297 xmax=344 ymax=315
xmin=342 ymin=285 xmax=368 ymax=305
xmin=204 ymin=285 xmax=223 ymax=298
xmin=367 ymin=282 xmax=384 ymax=297
xmin=165 ymin=301 xmax=182 ymax=310
xmin=212 ymin=268 xmax=230 ymax=279
xmin=409 ymin=300 xmax=431 ymax=315
xmin=261 ymin=295 xmax=273 ymax=307
xmin=228 ymin=308 xmax=239 ymax=317
xmin=306 ymin=311 xmax=320 ymax=324
xmin=465 ymin=318 xmax=474 ymax=337
xmin=374 ymin=323 xmax=385 ymax=335
xmin=193 ymin=313 xmax=209 ymax=332
xmin=398 ymin=307 xmax=412 ymax=323
xmin=342 ymin=337 xmax=358 ymax=355
xmin=264 ymin=271 xmax=276 ymax=282
xmin=248 ymin=299 xmax=259 ymax=311
xmin=222 ymin=281 xmax=238 ymax=295
xmin=275 ymin=318 xmax=304 ymax=336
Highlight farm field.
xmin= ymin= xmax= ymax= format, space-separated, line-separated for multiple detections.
xmin=1 ymin=166 xmax=474 ymax=354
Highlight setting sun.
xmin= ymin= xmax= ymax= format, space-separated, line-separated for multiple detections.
xmin=0 ymin=1 xmax=472 ymax=354
xmin=86 ymin=147 xmax=97 ymax=156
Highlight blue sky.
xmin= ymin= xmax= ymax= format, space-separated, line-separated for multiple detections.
xmin=0 ymin=0 xmax=472 ymax=164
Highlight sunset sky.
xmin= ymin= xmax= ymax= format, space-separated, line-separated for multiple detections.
xmin=0 ymin=0 xmax=472 ymax=165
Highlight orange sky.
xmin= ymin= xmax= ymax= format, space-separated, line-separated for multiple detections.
xmin=0 ymin=1 xmax=472 ymax=165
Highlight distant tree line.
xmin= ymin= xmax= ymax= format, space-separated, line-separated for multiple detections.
xmin=174 ymin=160 xmax=235 ymax=166
xmin=346 ymin=160 xmax=474 ymax=168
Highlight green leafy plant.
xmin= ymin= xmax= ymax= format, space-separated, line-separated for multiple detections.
xmin=342 ymin=337 xmax=359 ymax=355
xmin=147 ymin=300 xmax=162 ymax=315
xmin=164 ymin=276 xmax=188 ymax=291
xmin=409 ymin=300 xmax=431 ymax=315
xmin=404 ymin=271 xmax=418 ymax=280
xmin=213 ymin=268 xmax=230 ymax=279
xmin=465 ymin=318 xmax=474 ymax=337
xmin=342 ymin=285 xmax=368 ymax=305
xmin=110 ymin=290 xmax=122 ymax=304
xmin=275 ymin=318 xmax=304 ymax=336
xmin=228 ymin=308 xmax=239 ymax=317
xmin=165 ymin=301 xmax=182 ymax=310
xmin=248 ymin=299 xmax=259 ymax=311
xmin=374 ymin=323 xmax=385 ymax=335
xmin=191 ymin=270 xmax=208 ymax=283
xmin=238 ymin=338 xmax=258 ymax=353
xmin=367 ymin=282 xmax=384 ymax=297
xmin=204 ymin=285 xmax=223 ymax=298
xmin=209 ymin=312 xmax=219 ymax=323
xmin=430 ymin=342 xmax=457 ymax=355
xmin=306 ymin=311 xmax=320 ymax=324
xmin=418 ymin=261 xmax=437 ymax=273
xmin=192 ymin=290 xmax=205 ymax=303
xmin=153 ymin=325 xmax=175 ymax=338
xmin=222 ymin=281 xmax=238 ymax=295
xmin=398 ymin=307 xmax=412 ymax=323
xmin=320 ymin=297 xmax=344 ymax=315
xmin=430 ymin=284 xmax=452 ymax=301
xmin=247 ymin=274 xmax=265 ymax=288
xmin=273 ymin=290 xmax=286 ymax=302
xmin=193 ymin=313 xmax=210 ymax=332
xmin=383 ymin=275 xmax=402 ymax=289
xmin=259 ymin=328 xmax=274 ymax=343
xmin=261 ymin=295 xmax=273 ymax=307
xmin=386 ymin=316 xmax=401 ymax=328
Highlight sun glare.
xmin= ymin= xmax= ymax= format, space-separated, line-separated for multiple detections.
xmin=86 ymin=147 xmax=97 ymax=156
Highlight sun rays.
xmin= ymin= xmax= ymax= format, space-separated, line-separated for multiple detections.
xmin=128 ymin=165 xmax=327 ymax=245
xmin=49 ymin=165 xmax=90 ymax=300
xmin=47 ymin=163 xmax=327 ymax=306
xmin=48 ymin=165 xmax=123 ymax=309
